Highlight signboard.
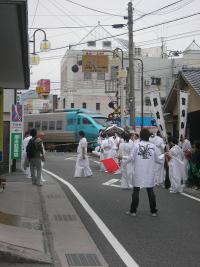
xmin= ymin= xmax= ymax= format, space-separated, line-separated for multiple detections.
xmin=82 ymin=54 xmax=109 ymax=73
xmin=149 ymin=91 xmax=167 ymax=140
xmin=178 ymin=91 xmax=188 ymax=142
xmin=10 ymin=104 xmax=23 ymax=160
xmin=0 ymin=88 xmax=3 ymax=161
xmin=37 ymin=79 xmax=50 ymax=94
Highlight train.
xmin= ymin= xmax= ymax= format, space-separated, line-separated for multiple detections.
xmin=24 ymin=109 xmax=110 ymax=151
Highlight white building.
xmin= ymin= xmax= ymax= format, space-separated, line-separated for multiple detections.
xmin=60 ymin=40 xmax=200 ymax=126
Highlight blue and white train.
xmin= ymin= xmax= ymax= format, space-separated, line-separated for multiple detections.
xmin=24 ymin=109 xmax=110 ymax=150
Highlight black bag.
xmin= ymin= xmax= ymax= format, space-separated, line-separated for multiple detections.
xmin=26 ymin=138 xmax=37 ymax=159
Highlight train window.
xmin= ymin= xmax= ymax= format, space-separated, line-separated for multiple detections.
xmin=83 ymin=118 xmax=92 ymax=125
xmin=42 ymin=121 xmax=48 ymax=131
xmin=49 ymin=121 xmax=55 ymax=130
xmin=35 ymin=121 xmax=41 ymax=130
xmin=56 ymin=120 xmax=63 ymax=130
xmin=28 ymin=122 xmax=34 ymax=129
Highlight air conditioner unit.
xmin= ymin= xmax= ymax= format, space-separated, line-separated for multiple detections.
xmin=145 ymin=79 xmax=151 ymax=86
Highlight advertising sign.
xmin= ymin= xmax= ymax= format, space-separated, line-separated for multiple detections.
xmin=82 ymin=54 xmax=109 ymax=73
xmin=37 ymin=79 xmax=50 ymax=94
xmin=178 ymin=91 xmax=188 ymax=142
xmin=10 ymin=104 xmax=23 ymax=160
xmin=0 ymin=88 xmax=3 ymax=161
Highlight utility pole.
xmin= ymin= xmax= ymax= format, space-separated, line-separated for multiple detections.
xmin=128 ymin=1 xmax=135 ymax=129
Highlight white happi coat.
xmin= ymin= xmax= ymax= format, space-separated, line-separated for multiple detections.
xmin=22 ymin=135 xmax=32 ymax=177
xmin=181 ymin=139 xmax=191 ymax=182
xmin=149 ymin=135 xmax=166 ymax=185
xmin=101 ymin=138 xmax=113 ymax=159
xmin=74 ymin=137 xmax=92 ymax=177
xmin=168 ymin=144 xmax=184 ymax=192
xmin=119 ymin=142 xmax=133 ymax=189
xmin=125 ymin=141 xmax=164 ymax=188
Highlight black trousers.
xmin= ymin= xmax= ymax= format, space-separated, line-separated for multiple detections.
xmin=130 ymin=187 xmax=157 ymax=213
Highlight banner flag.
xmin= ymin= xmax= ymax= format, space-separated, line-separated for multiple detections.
xmin=149 ymin=91 xmax=167 ymax=140
xmin=178 ymin=91 xmax=189 ymax=142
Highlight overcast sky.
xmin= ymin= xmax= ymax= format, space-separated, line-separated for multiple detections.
xmin=28 ymin=0 xmax=200 ymax=94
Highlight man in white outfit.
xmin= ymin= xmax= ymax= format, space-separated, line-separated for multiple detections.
xmin=74 ymin=131 xmax=93 ymax=178
xmin=179 ymin=137 xmax=191 ymax=184
xmin=22 ymin=131 xmax=32 ymax=178
xmin=149 ymin=131 xmax=166 ymax=185
xmin=123 ymin=128 xmax=165 ymax=217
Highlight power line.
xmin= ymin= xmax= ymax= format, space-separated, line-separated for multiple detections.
xmin=29 ymin=24 xmax=122 ymax=30
xmin=38 ymin=11 xmax=200 ymax=52
xmin=30 ymin=0 xmax=40 ymax=28
xmin=134 ymin=0 xmax=188 ymax=22
xmin=62 ymin=0 xmax=125 ymax=17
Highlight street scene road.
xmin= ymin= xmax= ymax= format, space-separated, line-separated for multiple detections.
xmin=44 ymin=152 xmax=200 ymax=267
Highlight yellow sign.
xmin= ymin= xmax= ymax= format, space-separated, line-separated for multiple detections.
xmin=36 ymin=86 xmax=44 ymax=94
xmin=0 ymin=88 xmax=3 ymax=161
xmin=82 ymin=54 xmax=109 ymax=73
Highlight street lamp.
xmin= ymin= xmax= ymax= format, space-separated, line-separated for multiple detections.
xmin=29 ymin=29 xmax=51 ymax=65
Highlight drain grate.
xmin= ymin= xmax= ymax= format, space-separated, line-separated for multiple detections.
xmin=54 ymin=214 xmax=77 ymax=222
xmin=66 ymin=253 xmax=102 ymax=266
xmin=46 ymin=194 xmax=64 ymax=199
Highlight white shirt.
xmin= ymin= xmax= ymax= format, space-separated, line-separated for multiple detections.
xmin=77 ymin=137 xmax=87 ymax=155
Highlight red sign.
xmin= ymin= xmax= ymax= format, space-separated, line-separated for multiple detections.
xmin=37 ymin=79 xmax=50 ymax=93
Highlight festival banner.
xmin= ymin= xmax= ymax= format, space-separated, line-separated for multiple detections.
xmin=0 ymin=88 xmax=3 ymax=161
xmin=178 ymin=91 xmax=189 ymax=142
xmin=10 ymin=104 xmax=23 ymax=160
xmin=149 ymin=91 xmax=167 ymax=140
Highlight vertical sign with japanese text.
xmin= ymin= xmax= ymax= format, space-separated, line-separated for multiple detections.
xmin=10 ymin=104 xmax=23 ymax=160
xmin=0 ymin=88 xmax=3 ymax=161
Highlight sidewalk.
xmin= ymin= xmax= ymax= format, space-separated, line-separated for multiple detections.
xmin=0 ymin=169 xmax=108 ymax=267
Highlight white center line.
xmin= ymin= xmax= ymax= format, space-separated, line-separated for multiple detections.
xmin=43 ymin=168 xmax=139 ymax=267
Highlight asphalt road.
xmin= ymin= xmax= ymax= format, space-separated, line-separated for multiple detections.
xmin=44 ymin=152 xmax=200 ymax=267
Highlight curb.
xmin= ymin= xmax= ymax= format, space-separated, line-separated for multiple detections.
xmin=0 ymin=241 xmax=52 ymax=264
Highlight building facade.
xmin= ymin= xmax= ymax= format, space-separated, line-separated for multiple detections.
xmin=60 ymin=40 xmax=200 ymax=124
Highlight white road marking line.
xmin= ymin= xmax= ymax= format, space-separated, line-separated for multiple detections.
xmin=43 ymin=169 xmax=139 ymax=267
xmin=102 ymin=179 xmax=120 ymax=186
xmin=181 ymin=192 xmax=200 ymax=202
xmin=64 ymin=157 xmax=76 ymax=160
xmin=110 ymin=184 xmax=121 ymax=188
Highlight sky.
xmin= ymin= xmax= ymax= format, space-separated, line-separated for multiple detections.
xmin=28 ymin=0 xmax=200 ymax=94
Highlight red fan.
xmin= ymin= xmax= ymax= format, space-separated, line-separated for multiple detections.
xmin=100 ymin=158 xmax=119 ymax=173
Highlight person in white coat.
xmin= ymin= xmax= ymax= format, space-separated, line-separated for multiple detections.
xmin=179 ymin=137 xmax=191 ymax=184
xmin=74 ymin=131 xmax=93 ymax=178
xmin=149 ymin=131 xmax=166 ymax=185
xmin=22 ymin=131 xmax=32 ymax=178
xmin=166 ymin=137 xmax=184 ymax=193
xmin=123 ymin=128 xmax=165 ymax=217
xmin=118 ymin=132 xmax=133 ymax=189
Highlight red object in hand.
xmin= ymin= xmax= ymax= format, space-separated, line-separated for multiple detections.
xmin=101 ymin=158 xmax=119 ymax=173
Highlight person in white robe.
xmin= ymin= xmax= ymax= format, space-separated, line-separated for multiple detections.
xmin=37 ymin=132 xmax=46 ymax=182
xmin=166 ymin=137 xmax=184 ymax=193
xmin=122 ymin=128 xmax=164 ymax=216
xmin=118 ymin=132 xmax=133 ymax=189
xmin=74 ymin=131 xmax=93 ymax=178
xmin=149 ymin=131 xmax=166 ymax=185
xmin=179 ymin=137 xmax=191 ymax=184
xmin=22 ymin=131 xmax=32 ymax=178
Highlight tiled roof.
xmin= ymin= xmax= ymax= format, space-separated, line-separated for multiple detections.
xmin=181 ymin=69 xmax=200 ymax=96
xmin=184 ymin=40 xmax=200 ymax=53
